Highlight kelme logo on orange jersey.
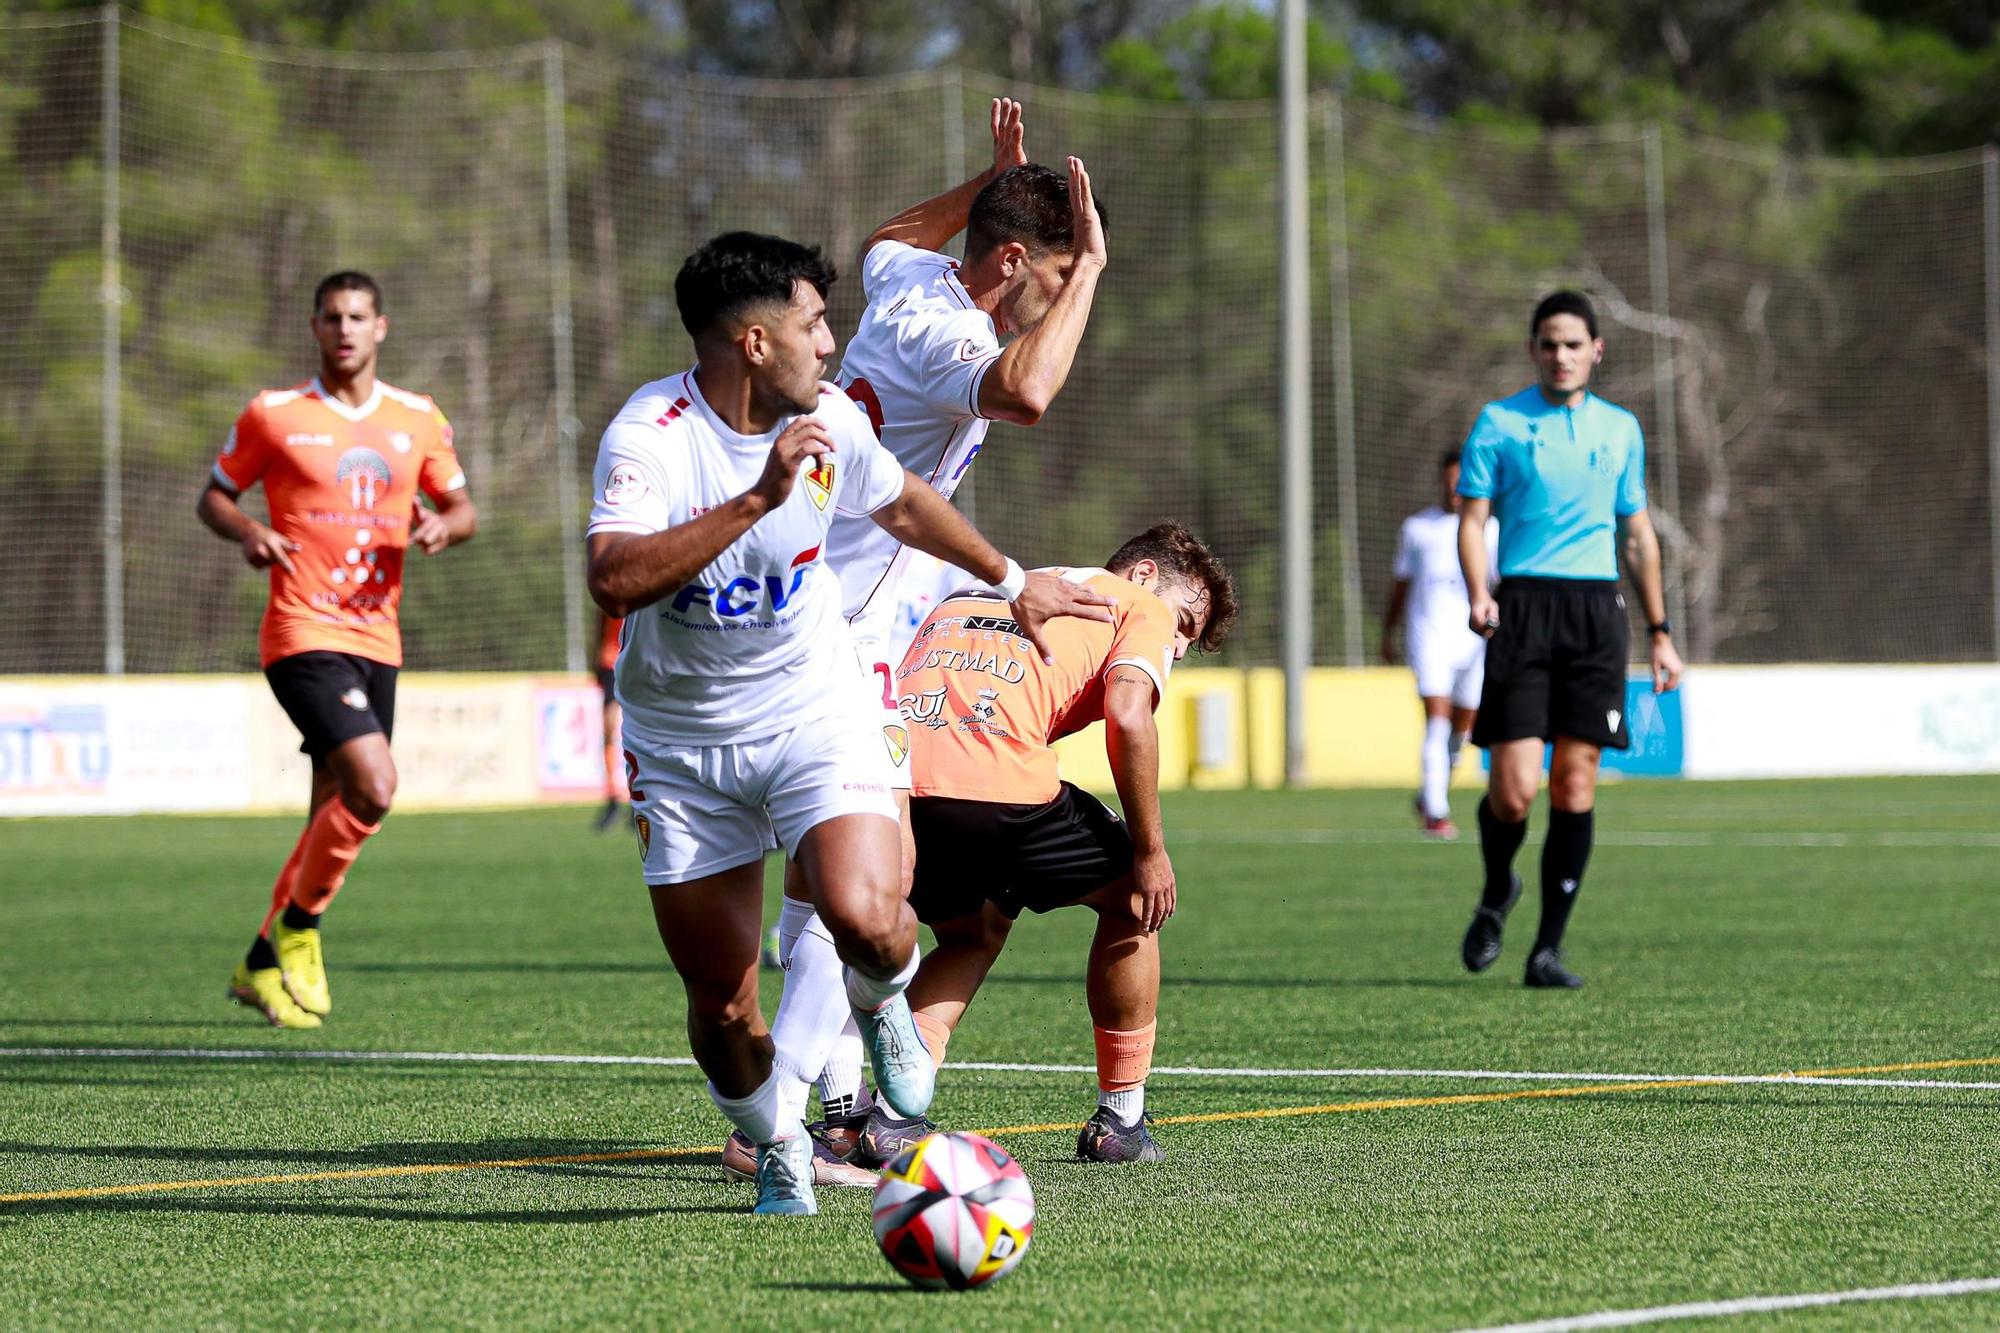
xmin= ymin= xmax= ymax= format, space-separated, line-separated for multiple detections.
xmin=803 ymin=457 xmax=835 ymax=510
xmin=335 ymin=447 xmax=392 ymax=509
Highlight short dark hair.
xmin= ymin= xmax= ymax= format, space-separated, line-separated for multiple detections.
xmin=313 ymin=271 xmax=381 ymax=316
xmin=1440 ymin=448 xmax=1461 ymax=469
xmin=1106 ymin=522 xmax=1237 ymax=654
xmin=1530 ymin=290 xmax=1597 ymax=339
xmin=966 ymin=163 xmax=1107 ymax=261
xmin=675 ymin=231 xmax=837 ymax=341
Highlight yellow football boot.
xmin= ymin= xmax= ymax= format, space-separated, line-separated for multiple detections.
xmin=229 ymin=962 xmax=322 ymax=1030
xmin=272 ymin=920 xmax=331 ymax=1017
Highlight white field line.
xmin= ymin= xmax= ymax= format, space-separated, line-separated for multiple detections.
xmin=1172 ymin=828 xmax=2000 ymax=848
xmin=2 ymin=1047 xmax=1998 ymax=1091
xmin=1460 ymin=1276 xmax=2000 ymax=1332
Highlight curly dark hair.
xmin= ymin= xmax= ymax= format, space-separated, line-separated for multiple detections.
xmin=966 ymin=163 xmax=1108 ymax=261
xmin=675 ymin=231 xmax=836 ymax=341
xmin=1106 ymin=522 xmax=1237 ymax=653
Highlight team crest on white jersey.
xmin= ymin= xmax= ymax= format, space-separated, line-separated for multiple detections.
xmin=803 ymin=457 xmax=835 ymax=510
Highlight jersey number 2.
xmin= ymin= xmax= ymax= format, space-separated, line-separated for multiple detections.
xmin=846 ymin=378 xmax=886 ymax=434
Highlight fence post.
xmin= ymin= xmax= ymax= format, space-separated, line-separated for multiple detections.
xmin=1277 ymin=0 xmax=1313 ymax=785
xmin=545 ymin=40 xmax=584 ymax=675
xmin=1985 ymin=146 xmax=2000 ymax=659
xmin=1323 ymin=95 xmax=1362 ymax=670
xmin=100 ymin=4 xmax=123 ymax=674
xmin=1642 ymin=123 xmax=1686 ymax=638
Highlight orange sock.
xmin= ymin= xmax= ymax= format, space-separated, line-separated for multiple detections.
xmin=912 ymin=1011 xmax=953 ymax=1069
xmin=258 ymin=831 xmax=310 ymax=937
xmin=290 ymin=797 xmax=382 ymax=916
xmin=1092 ymin=1021 xmax=1157 ymax=1092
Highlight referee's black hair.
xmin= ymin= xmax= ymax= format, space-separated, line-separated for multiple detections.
xmin=676 ymin=231 xmax=836 ymax=341
xmin=313 ymin=271 xmax=381 ymax=316
xmin=1530 ymin=290 xmax=1598 ymax=339
xmin=1440 ymin=448 xmax=1461 ymax=469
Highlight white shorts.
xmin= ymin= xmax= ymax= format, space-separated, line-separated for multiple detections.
xmin=627 ymin=714 xmax=898 ymax=886
xmin=852 ymin=631 xmax=914 ymax=792
xmin=1409 ymin=625 xmax=1486 ymax=709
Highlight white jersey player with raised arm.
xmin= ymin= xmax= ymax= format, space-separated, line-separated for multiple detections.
xmin=588 ymin=368 xmax=906 ymax=883
xmin=831 ymin=238 xmax=1000 ymax=784
xmin=1394 ymin=505 xmax=1496 ymax=709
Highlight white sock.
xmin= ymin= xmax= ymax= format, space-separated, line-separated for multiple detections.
xmin=1098 ymin=1085 xmax=1145 ymax=1125
xmin=1420 ymin=715 xmax=1452 ymax=819
xmin=775 ymin=896 xmax=814 ymax=968
xmin=1448 ymin=728 xmax=1468 ymax=772
xmin=708 ymin=1068 xmax=798 ymax=1146
xmin=844 ymin=939 xmax=919 ymax=1013
xmin=817 ymin=1025 xmax=865 ymax=1116
xmin=768 ymin=910 xmax=852 ymax=1124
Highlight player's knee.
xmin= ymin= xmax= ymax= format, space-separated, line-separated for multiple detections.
xmin=684 ymin=981 xmax=759 ymax=1035
xmin=819 ymin=885 xmax=904 ymax=968
xmin=1487 ymin=785 xmax=1533 ymax=823
xmin=1549 ymin=770 xmax=1595 ymax=812
xmin=344 ymin=767 xmax=395 ymax=824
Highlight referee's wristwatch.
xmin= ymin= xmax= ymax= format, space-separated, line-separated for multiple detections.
xmin=1647 ymin=619 xmax=1672 ymax=637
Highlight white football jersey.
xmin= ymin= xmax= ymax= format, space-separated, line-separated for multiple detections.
xmin=586 ymin=369 xmax=905 ymax=747
xmin=1393 ymin=506 xmax=1497 ymax=640
xmin=830 ymin=239 xmax=1002 ymax=647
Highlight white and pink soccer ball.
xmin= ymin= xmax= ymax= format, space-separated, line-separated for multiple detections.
xmin=871 ymin=1131 xmax=1035 ymax=1290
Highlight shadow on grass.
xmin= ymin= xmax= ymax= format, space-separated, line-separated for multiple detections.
xmin=0 ymin=1018 xmax=269 ymax=1030
xmin=0 ymin=1137 xmax=718 ymax=1173
xmin=3 ymin=1195 xmax=734 ymax=1223
xmin=761 ymin=1281 xmax=913 ymax=1294
xmin=342 ymin=961 xmax=668 ymax=975
xmin=982 ymin=973 xmax=1465 ymax=990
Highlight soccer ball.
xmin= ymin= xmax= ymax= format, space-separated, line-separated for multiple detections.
xmin=871 ymin=1131 xmax=1035 ymax=1291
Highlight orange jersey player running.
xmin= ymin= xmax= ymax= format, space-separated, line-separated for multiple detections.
xmin=198 ymin=270 xmax=478 ymax=1029
xmin=889 ymin=523 xmax=1236 ymax=1165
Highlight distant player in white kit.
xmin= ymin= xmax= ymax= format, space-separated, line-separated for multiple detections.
xmin=730 ymin=100 xmax=1114 ymax=1180
xmin=586 ymin=231 xmax=1109 ymax=1217
xmin=1381 ymin=450 xmax=1495 ymax=839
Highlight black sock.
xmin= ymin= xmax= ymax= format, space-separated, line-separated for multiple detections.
xmin=1477 ymin=797 xmax=1528 ymax=911
xmin=245 ymin=935 xmax=279 ymax=970
xmin=1534 ymin=807 xmax=1595 ymax=954
xmin=280 ymin=904 xmax=320 ymax=931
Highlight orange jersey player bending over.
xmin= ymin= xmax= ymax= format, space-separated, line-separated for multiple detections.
xmin=198 ymin=270 xmax=478 ymax=1029
xmin=894 ymin=523 xmax=1235 ymax=1164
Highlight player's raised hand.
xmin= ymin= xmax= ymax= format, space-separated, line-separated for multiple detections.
xmin=410 ymin=505 xmax=451 ymax=555
xmin=1469 ymin=589 xmax=1500 ymax=638
xmin=1068 ymin=156 xmax=1106 ymax=270
xmin=748 ymin=417 xmax=836 ymax=512
xmin=1133 ymin=847 xmax=1176 ymax=932
xmin=241 ymin=524 xmax=297 ymax=574
xmin=990 ymin=97 xmax=1026 ymax=175
xmin=1009 ymin=569 xmax=1116 ymax=665
xmin=1651 ymin=633 xmax=1684 ymax=694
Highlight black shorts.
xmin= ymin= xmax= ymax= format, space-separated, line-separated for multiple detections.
xmin=908 ymin=782 xmax=1134 ymax=924
xmin=264 ymin=651 xmax=398 ymax=762
xmin=1472 ymin=577 xmax=1630 ymax=750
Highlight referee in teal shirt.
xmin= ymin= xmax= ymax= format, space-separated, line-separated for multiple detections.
xmin=1456 ymin=291 xmax=1683 ymax=988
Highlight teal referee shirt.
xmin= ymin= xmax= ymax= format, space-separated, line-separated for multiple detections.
xmin=1456 ymin=386 xmax=1648 ymax=581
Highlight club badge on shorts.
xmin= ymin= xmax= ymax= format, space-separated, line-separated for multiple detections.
xmin=634 ymin=813 xmax=651 ymax=859
xmin=340 ymin=687 xmax=369 ymax=712
xmin=803 ymin=457 xmax=835 ymax=510
xmin=882 ymin=724 xmax=909 ymax=767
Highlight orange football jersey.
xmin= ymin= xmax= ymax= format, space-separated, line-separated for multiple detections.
xmin=898 ymin=569 xmax=1178 ymax=804
xmin=597 ymin=612 xmax=625 ymax=672
xmin=212 ymin=378 xmax=465 ymax=668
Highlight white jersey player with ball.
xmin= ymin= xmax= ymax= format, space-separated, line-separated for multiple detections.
xmin=587 ymin=231 xmax=1109 ymax=1218
xmin=751 ymin=99 xmax=1116 ymax=1177
xmin=1382 ymin=450 xmax=1497 ymax=839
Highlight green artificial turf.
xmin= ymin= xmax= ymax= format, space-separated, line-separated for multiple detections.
xmin=3 ymin=778 xmax=1998 ymax=1329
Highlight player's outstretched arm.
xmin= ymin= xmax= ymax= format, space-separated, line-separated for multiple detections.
xmin=860 ymin=98 xmax=1027 ymax=260
xmin=1103 ymin=667 xmax=1174 ymax=932
xmin=411 ymin=488 xmax=477 ymax=555
xmin=1459 ymin=497 xmax=1497 ymax=638
xmin=1619 ymin=509 xmax=1683 ymax=693
xmin=197 ymin=481 xmax=296 ymax=573
xmin=977 ymin=157 xmax=1107 ymax=426
xmin=868 ymin=466 xmax=1114 ymax=662
xmin=587 ymin=417 xmax=832 ymax=617
xmin=1380 ymin=579 xmax=1409 ymax=665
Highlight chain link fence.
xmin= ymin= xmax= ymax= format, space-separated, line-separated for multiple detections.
xmin=3 ymin=9 xmax=1995 ymax=674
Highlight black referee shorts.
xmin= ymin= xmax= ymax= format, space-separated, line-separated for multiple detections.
xmin=1472 ymin=577 xmax=1630 ymax=750
xmin=264 ymin=650 xmax=398 ymax=762
xmin=908 ymin=782 xmax=1134 ymax=925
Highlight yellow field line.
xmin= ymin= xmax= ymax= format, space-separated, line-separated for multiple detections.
xmin=5 ymin=1056 xmax=1991 ymax=1207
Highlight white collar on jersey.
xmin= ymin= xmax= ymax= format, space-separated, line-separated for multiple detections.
xmin=310 ymin=376 xmax=384 ymax=423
